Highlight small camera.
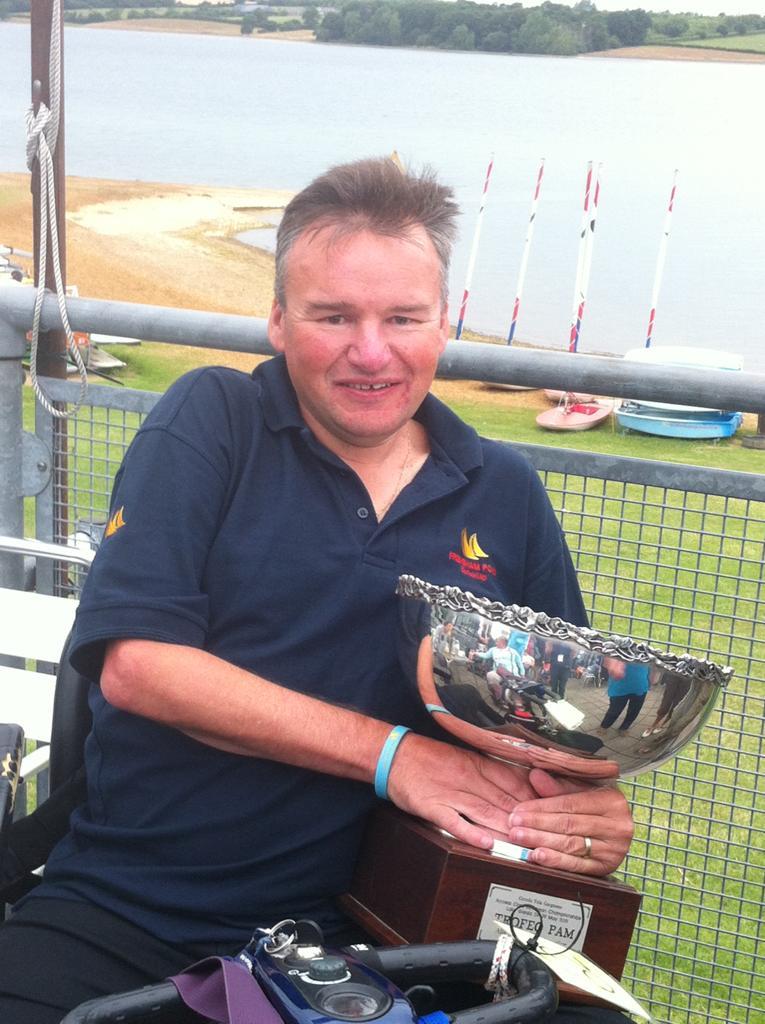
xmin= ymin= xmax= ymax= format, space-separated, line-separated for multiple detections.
xmin=239 ymin=921 xmax=415 ymax=1024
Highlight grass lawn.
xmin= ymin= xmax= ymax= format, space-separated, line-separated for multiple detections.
xmin=681 ymin=32 xmax=765 ymax=53
xmin=447 ymin=391 xmax=765 ymax=475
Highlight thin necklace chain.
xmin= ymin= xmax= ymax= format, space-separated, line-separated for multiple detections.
xmin=377 ymin=432 xmax=412 ymax=520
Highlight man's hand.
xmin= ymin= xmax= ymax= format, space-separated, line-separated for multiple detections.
xmin=506 ymin=768 xmax=634 ymax=876
xmin=385 ymin=732 xmax=538 ymax=850
xmin=387 ymin=738 xmax=632 ymax=876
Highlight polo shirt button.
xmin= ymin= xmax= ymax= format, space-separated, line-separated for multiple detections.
xmin=357 ymin=506 xmax=370 ymax=519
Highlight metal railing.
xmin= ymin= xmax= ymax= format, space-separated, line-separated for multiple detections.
xmin=1 ymin=286 xmax=764 ymax=1024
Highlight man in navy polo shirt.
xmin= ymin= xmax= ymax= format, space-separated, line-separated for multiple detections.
xmin=0 ymin=158 xmax=633 ymax=1023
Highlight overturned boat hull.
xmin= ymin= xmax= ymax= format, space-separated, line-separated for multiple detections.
xmin=615 ymin=403 xmax=742 ymax=439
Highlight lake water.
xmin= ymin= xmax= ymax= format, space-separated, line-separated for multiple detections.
xmin=1 ymin=23 xmax=763 ymax=360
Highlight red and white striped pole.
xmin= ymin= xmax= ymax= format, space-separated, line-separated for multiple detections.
xmin=455 ymin=154 xmax=494 ymax=340
xmin=645 ymin=169 xmax=679 ymax=348
xmin=568 ymin=161 xmax=593 ymax=353
xmin=571 ymin=162 xmax=603 ymax=353
xmin=507 ymin=157 xmax=545 ymax=345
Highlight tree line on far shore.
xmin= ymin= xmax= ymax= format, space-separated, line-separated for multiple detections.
xmin=2 ymin=1 xmax=764 ymax=59
xmin=316 ymin=2 xmax=765 ymax=56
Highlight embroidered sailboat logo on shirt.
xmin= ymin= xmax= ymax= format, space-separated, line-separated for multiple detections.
xmin=105 ymin=506 xmax=126 ymax=538
xmin=449 ymin=529 xmax=496 ymax=582
xmin=461 ymin=528 xmax=489 ymax=561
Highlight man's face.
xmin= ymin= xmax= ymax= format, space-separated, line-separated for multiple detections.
xmin=269 ymin=224 xmax=449 ymax=451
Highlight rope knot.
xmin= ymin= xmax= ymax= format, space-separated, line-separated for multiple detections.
xmin=25 ymin=103 xmax=54 ymax=171
xmin=486 ymin=933 xmax=515 ymax=1001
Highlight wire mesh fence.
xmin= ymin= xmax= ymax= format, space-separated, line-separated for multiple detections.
xmin=519 ymin=445 xmax=765 ymax=1024
xmin=39 ymin=383 xmax=764 ymax=1024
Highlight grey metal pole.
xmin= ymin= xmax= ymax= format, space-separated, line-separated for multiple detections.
xmin=0 ymin=321 xmax=26 ymax=590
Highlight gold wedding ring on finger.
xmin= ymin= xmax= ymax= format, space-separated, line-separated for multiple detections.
xmin=577 ymin=836 xmax=593 ymax=857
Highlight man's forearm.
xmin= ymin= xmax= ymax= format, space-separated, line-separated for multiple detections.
xmin=100 ymin=638 xmax=634 ymax=872
xmin=101 ymin=639 xmax=391 ymax=782
xmin=100 ymin=639 xmax=538 ymax=848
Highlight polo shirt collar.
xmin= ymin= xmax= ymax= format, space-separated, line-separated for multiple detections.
xmin=414 ymin=390 xmax=484 ymax=475
xmin=255 ymin=354 xmax=484 ymax=475
xmin=256 ymin=354 xmax=305 ymax=432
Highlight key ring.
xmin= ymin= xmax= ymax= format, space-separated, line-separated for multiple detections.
xmin=257 ymin=919 xmax=297 ymax=954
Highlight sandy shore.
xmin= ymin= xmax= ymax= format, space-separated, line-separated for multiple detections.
xmin=590 ymin=44 xmax=765 ymax=64
xmin=0 ymin=174 xmax=290 ymax=322
xmin=83 ymin=19 xmax=315 ymax=42
xmin=0 ymin=173 xmax=295 ymax=374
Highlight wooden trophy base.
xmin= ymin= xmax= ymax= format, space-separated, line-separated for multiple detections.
xmin=341 ymin=805 xmax=640 ymax=1002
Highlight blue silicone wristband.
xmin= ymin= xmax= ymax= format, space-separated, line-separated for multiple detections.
xmin=374 ymin=725 xmax=411 ymax=800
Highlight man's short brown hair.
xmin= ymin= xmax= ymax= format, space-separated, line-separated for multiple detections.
xmin=274 ymin=157 xmax=459 ymax=308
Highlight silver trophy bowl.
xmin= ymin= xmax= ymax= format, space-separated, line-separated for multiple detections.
xmin=397 ymin=575 xmax=731 ymax=778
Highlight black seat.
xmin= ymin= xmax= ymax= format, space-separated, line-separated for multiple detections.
xmin=0 ymin=631 xmax=92 ymax=904
xmin=49 ymin=632 xmax=92 ymax=793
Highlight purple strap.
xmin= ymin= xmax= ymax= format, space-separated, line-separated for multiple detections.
xmin=169 ymin=956 xmax=285 ymax=1024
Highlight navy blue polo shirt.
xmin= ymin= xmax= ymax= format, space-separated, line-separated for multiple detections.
xmin=33 ymin=356 xmax=586 ymax=947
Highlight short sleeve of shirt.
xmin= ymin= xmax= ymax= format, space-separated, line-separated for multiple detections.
xmin=69 ymin=369 xmax=248 ymax=681
xmin=520 ymin=468 xmax=588 ymax=627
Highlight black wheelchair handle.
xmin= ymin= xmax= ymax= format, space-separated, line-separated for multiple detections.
xmin=350 ymin=941 xmax=558 ymax=1024
xmin=59 ymin=979 xmax=184 ymax=1023
xmin=450 ymin=947 xmax=558 ymax=1024
xmin=349 ymin=939 xmax=498 ymax=982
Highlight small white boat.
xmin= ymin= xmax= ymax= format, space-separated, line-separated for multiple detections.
xmin=90 ymin=333 xmax=141 ymax=347
xmin=537 ymin=394 xmax=612 ymax=432
xmin=88 ymin=346 xmax=126 ymax=371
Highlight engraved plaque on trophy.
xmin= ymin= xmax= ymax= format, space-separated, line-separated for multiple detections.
xmin=342 ymin=576 xmax=731 ymax=992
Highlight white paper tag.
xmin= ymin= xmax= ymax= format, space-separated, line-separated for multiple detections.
xmin=478 ymin=884 xmax=592 ymax=950
xmin=439 ymin=829 xmax=534 ymax=863
xmin=490 ymin=838 xmax=532 ymax=862
xmin=502 ymin=925 xmax=652 ymax=1020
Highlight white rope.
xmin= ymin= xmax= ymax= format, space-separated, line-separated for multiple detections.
xmin=485 ymin=933 xmax=515 ymax=1001
xmin=25 ymin=0 xmax=87 ymax=418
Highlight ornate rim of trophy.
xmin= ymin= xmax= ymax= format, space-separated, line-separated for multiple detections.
xmin=397 ymin=575 xmax=733 ymax=687
xmin=397 ymin=574 xmax=732 ymax=779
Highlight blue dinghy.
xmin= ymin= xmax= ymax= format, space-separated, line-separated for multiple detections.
xmin=615 ymin=403 xmax=743 ymax=439
xmin=617 ymin=346 xmax=743 ymax=439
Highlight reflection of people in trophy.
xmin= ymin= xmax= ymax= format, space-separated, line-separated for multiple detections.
xmin=433 ymin=620 xmax=456 ymax=659
xmin=529 ymin=634 xmax=548 ymax=683
xmin=640 ymin=671 xmax=692 ymax=737
xmin=469 ymin=635 xmax=525 ymax=702
xmin=549 ymin=640 xmax=574 ymax=697
xmin=508 ymin=629 xmax=529 ymax=657
xmin=510 ymin=629 xmax=537 ymax=675
xmin=587 ymin=655 xmax=609 ymax=689
xmin=600 ymin=660 xmax=650 ymax=731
